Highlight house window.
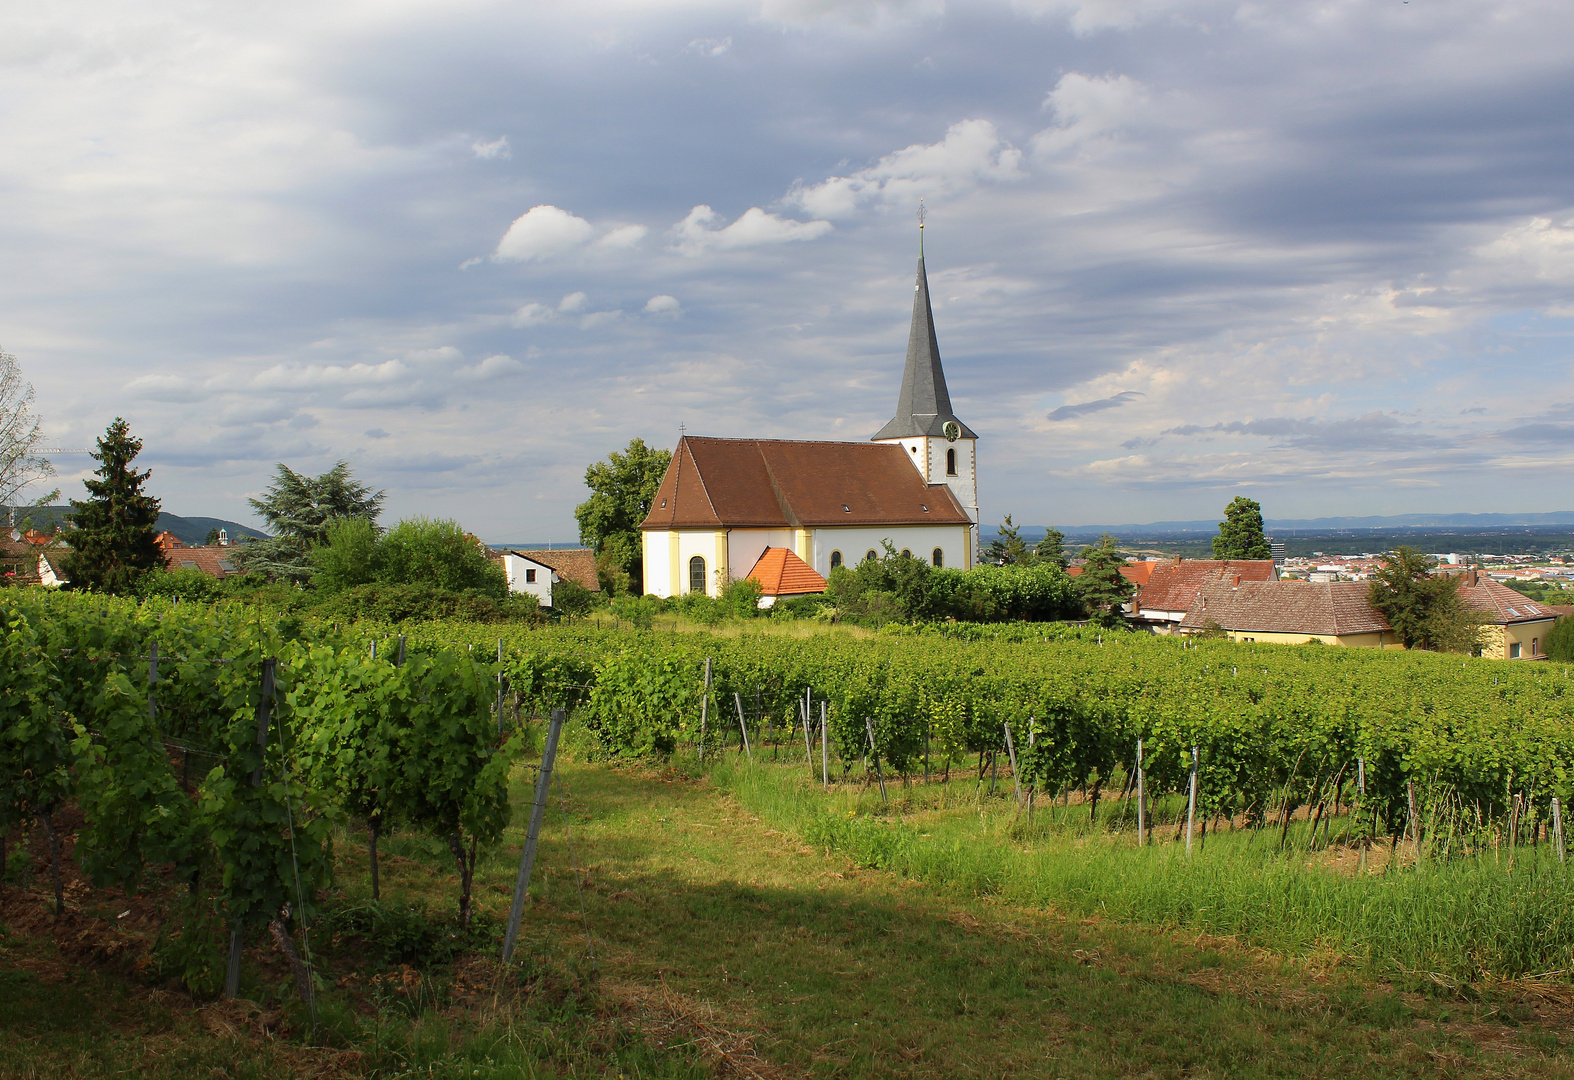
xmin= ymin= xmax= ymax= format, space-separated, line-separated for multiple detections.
xmin=829 ymin=550 xmax=842 ymax=570
xmin=865 ymin=549 xmax=878 ymax=563
xmin=946 ymin=448 xmax=957 ymax=476
xmin=525 ymin=568 xmax=537 ymax=583
xmin=1510 ymin=642 xmax=1522 ymax=659
xmin=932 ymin=547 xmax=944 ymax=567
xmin=689 ymin=555 xmax=706 ymax=595
xmin=1532 ymin=637 xmax=1540 ymax=656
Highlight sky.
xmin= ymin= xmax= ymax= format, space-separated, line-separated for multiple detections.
xmin=4 ymin=0 xmax=1574 ymax=539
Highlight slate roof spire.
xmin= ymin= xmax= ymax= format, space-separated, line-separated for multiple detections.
xmin=872 ymin=229 xmax=977 ymax=441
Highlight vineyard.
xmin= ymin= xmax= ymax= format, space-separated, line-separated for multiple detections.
xmin=424 ymin=616 xmax=1574 ymax=855
xmin=9 ymin=587 xmax=1574 ymax=1003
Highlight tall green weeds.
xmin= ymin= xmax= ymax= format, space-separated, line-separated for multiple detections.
xmin=714 ymin=761 xmax=1574 ymax=986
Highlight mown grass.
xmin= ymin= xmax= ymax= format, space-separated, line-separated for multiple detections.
xmin=713 ymin=757 xmax=1574 ymax=988
xmin=10 ymin=739 xmax=1574 ymax=1078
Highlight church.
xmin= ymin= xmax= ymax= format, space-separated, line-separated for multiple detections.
xmin=639 ymin=245 xmax=980 ymax=600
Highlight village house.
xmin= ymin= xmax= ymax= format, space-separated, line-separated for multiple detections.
xmin=1124 ymin=558 xmax=1278 ymax=632
xmin=497 ymin=547 xmax=600 ymax=608
xmin=640 ymin=246 xmax=978 ymax=598
xmin=157 ymin=531 xmax=242 ymax=579
xmin=1449 ymin=570 xmax=1560 ymax=660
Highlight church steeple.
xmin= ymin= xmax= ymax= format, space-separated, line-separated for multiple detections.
xmin=872 ymin=250 xmax=977 ymax=442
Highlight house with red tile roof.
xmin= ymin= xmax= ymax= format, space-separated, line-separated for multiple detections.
xmin=1128 ymin=559 xmax=1279 ymax=632
xmin=1448 ymin=570 xmax=1560 ymax=660
xmin=640 ymin=249 xmax=978 ymax=599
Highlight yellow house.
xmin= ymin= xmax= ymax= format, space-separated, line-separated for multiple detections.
xmin=1452 ymin=571 xmax=1559 ymax=660
xmin=1178 ymin=580 xmax=1402 ymax=647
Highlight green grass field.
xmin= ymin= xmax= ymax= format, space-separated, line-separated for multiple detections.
xmin=8 ymin=742 xmax=1574 ymax=1078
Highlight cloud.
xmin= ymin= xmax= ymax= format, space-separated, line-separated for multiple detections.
xmin=253 ymin=360 xmax=408 ymax=390
xmin=492 ymin=205 xmax=595 ymax=263
xmin=465 ymin=354 xmax=523 ymax=379
xmin=1160 ymin=413 xmax=1438 ymax=452
xmin=511 ymin=302 xmax=555 ymax=327
xmin=1460 ymin=406 xmax=1487 ymax=415
xmin=471 ymin=136 xmax=510 ymax=160
xmin=558 ymin=291 xmax=588 ymax=312
xmin=758 ymin=0 xmax=945 ymax=27
xmin=1046 ymin=391 xmax=1144 ymax=422
xmin=668 ymin=205 xmax=832 ymax=255
xmin=643 ymin=294 xmax=683 ymax=317
xmin=365 ymin=428 xmax=390 ymax=440
xmin=688 ymin=37 xmax=732 ymax=56
xmin=1031 ymin=73 xmax=1151 ymax=157
xmin=579 ymin=310 xmax=622 ymax=330
xmin=596 ymin=224 xmax=648 ymax=249
xmin=787 ymin=119 xmax=1024 ymax=219
xmin=125 ymin=373 xmax=209 ymax=402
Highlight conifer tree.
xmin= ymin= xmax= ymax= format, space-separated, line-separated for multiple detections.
xmin=63 ymin=418 xmax=162 ymax=593
xmin=985 ymin=514 xmax=1028 ymax=565
xmin=1074 ymin=533 xmax=1134 ymax=628
xmin=1035 ymin=527 xmax=1067 ymax=570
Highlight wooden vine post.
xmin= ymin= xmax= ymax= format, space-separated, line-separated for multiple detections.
xmin=1553 ymin=796 xmax=1567 ymax=864
xmin=226 ymin=658 xmax=276 ymax=1000
xmin=734 ymin=692 xmax=753 ymax=761
xmin=1185 ymin=746 xmax=1199 ymax=856
xmin=1002 ymin=721 xmax=1022 ymax=805
xmin=1135 ymin=738 xmax=1146 ymax=846
xmin=820 ymin=701 xmax=829 ymax=790
xmin=502 ymin=708 xmax=566 ymax=963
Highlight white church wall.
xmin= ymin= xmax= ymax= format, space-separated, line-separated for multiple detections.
xmin=644 ymin=530 xmax=731 ymax=598
xmin=726 ymin=529 xmax=797 ymax=587
xmin=810 ymin=524 xmax=972 ymax=577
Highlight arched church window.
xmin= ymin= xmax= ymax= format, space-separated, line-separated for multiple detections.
xmin=946 ymin=448 xmax=957 ymax=476
xmin=689 ymin=555 xmax=706 ymax=595
xmin=865 ymin=549 xmax=877 ymax=563
xmin=932 ymin=547 xmax=944 ymax=568
xmin=830 ymin=550 xmax=842 ymax=569
xmin=900 ymin=548 xmax=912 ymax=559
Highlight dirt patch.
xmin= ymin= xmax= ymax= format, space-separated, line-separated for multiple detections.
xmin=601 ymin=976 xmax=791 ymax=1080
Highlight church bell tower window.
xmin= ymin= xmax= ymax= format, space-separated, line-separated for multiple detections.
xmin=946 ymin=448 xmax=957 ymax=476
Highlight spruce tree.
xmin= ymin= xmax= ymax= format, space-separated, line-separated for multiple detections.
xmin=1074 ymin=533 xmax=1134 ymax=628
xmin=985 ymin=514 xmax=1028 ymax=565
xmin=1212 ymin=496 xmax=1271 ymax=559
xmin=63 ymin=418 xmax=162 ymax=593
xmin=1035 ymin=527 xmax=1067 ymax=570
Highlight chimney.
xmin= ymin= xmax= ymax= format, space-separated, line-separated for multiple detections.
xmin=1233 ymin=574 xmax=1241 ymax=587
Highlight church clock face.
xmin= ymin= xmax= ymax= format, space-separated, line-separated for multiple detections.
xmin=942 ymin=420 xmax=961 ymax=442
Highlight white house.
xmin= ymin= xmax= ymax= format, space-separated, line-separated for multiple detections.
xmin=498 ymin=547 xmax=601 ymax=607
xmin=640 ymin=247 xmax=980 ymax=598
xmin=499 ymin=551 xmax=556 ymax=606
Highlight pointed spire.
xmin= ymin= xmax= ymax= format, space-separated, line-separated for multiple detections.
xmin=872 ymin=241 xmax=976 ymax=442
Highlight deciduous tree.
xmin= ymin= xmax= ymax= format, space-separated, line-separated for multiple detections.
xmin=574 ymin=438 xmax=671 ymax=595
xmin=1368 ymin=546 xmax=1484 ymax=653
xmin=0 ymin=351 xmax=58 ymax=517
xmin=1212 ymin=496 xmax=1271 ymax=560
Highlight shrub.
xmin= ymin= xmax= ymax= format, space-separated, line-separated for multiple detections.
xmin=719 ymin=577 xmax=763 ymax=619
xmin=136 ymin=566 xmax=227 ymax=603
xmin=551 ymin=577 xmax=600 ymax=617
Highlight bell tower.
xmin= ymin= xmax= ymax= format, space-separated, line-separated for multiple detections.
xmin=872 ymin=221 xmax=978 ymax=531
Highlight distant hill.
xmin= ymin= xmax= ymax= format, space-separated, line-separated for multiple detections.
xmin=1043 ymin=511 xmax=1574 ymax=537
xmin=5 ymin=505 xmax=269 ymax=546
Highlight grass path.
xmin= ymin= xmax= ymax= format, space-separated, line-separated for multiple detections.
xmin=8 ymin=755 xmax=1574 ymax=1078
xmin=479 ymin=758 xmax=1574 ymax=1079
